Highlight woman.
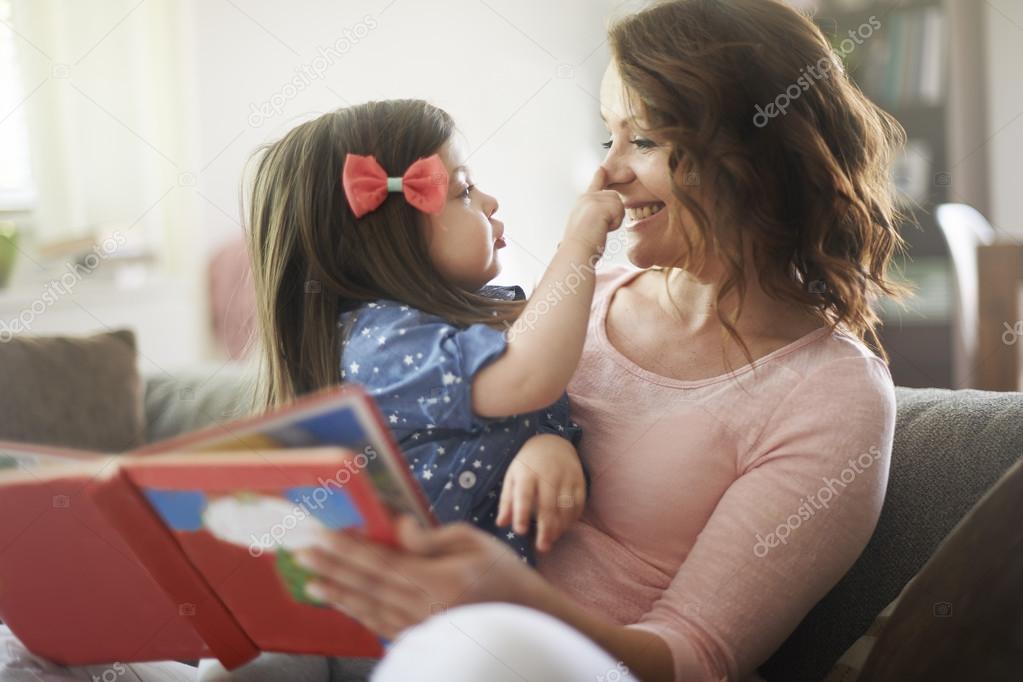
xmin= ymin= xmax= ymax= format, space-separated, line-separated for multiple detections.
xmin=203 ymin=1 xmax=904 ymax=680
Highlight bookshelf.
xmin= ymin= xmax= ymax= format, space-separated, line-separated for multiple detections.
xmin=810 ymin=0 xmax=987 ymax=388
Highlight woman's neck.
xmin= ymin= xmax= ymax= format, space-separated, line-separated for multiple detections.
xmin=648 ymin=265 xmax=820 ymax=341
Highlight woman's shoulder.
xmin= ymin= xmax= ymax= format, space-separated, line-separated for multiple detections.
xmin=766 ymin=327 xmax=896 ymax=426
xmin=797 ymin=327 xmax=893 ymax=384
xmin=740 ymin=328 xmax=897 ymax=472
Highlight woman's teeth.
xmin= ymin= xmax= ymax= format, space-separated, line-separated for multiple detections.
xmin=626 ymin=203 xmax=665 ymax=222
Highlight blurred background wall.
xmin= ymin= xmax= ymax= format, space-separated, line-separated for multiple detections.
xmin=1 ymin=0 xmax=1022 ymax=391
xmin=0 ymin=0 xmax=624 ymax=370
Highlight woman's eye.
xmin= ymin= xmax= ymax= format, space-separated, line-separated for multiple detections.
xmin=601 ymin=137 xmax=657 ymax=151
xmin=461 ymin=185 xmax=474 ymax=199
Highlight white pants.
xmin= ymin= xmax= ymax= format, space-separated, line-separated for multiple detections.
xmin=2 ymin=604 xmax=635 ymax=681
xmin=374 ymin=603 xmax=634 ymax=681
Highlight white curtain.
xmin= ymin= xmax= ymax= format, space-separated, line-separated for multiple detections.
xmin=7 ymin=0 xmax=199 ymax=270
xmin=0 ymin=0 xmax=35 ymax=209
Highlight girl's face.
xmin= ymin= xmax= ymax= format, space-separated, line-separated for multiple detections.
xmin=599 ymin=63 xmax=689 ymax=270
xmin=422 ymin=137 xmax=506 ymax=291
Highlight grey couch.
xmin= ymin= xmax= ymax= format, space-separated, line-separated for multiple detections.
xmin=141 ymin=371 xmax=1023 ymax=682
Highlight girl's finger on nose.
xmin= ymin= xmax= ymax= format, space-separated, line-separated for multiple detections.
xmin=587 ymin=166 xmax=608 ymax=193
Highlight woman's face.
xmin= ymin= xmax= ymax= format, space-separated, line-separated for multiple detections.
xmin=423 ymin=136 xmax=507 ymax=291
xmin=599 ymin=63 xmax=688 ymax=270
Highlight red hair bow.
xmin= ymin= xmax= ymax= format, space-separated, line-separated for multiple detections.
xmin=342 ymin=153 xmax=449 ymax=218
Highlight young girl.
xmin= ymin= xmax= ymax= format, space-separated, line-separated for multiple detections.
xmin=246 ymin=99 xmax=623 ymax=565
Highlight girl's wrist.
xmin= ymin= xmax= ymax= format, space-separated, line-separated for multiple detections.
xmin=557 ymin=235 xmax=604 ymax=259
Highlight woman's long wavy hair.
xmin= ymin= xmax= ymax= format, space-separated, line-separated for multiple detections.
xmin=247 ymin=100 xmax=524 ymax=410
xmin=609 ymin=0 xmax=906 ymax=360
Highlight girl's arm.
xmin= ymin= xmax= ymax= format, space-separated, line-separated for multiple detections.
xmin=496 ymin=433 xmax=586 ymax=551
xmin=471 ymin=168 xmax=623 ymax=418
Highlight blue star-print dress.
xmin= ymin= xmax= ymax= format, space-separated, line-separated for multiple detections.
xmin=338 ymin=286 xmax=583 ymax=565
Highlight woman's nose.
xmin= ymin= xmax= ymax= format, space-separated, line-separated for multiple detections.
xmin=600 ymin=146 xmax=635 ymax=188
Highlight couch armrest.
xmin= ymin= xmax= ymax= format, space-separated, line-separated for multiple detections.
xmin=760 ymin=387 xmax=1023 ymax=681
xmin=142 ymin=365 xmax=256 ymax=443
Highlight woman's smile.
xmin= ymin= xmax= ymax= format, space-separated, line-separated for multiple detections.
xmin=623 ymin=201 xmax=666 ymax=230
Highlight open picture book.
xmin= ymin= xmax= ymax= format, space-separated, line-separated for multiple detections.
xmin=0 ymin=386 xmax=434 ymax=670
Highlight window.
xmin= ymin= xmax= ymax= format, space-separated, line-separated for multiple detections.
xmin=0 ymin=0 xmax=36 ymax=209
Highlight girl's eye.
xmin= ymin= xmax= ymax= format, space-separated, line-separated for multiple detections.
xmin=601 ymin=138 xmax=613 ymax=150
xmin=461 ymin=185 xmax=474 ymax=199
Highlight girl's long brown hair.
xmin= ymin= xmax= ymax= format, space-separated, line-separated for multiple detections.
xmin=609 ymin=0 xmax=906 ymax=360
xmin=248 ymin=100 xmax=523 ymax=409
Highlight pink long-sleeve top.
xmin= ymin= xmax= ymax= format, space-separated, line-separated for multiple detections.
xmin=537 ymin=266 xmax=896 ymax=682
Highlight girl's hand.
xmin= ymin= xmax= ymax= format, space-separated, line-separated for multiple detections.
xmin=495 ymin=434 xmax=587 ymax=552
xmin=563 ymin=166 xmax=624 ymax=254
xmin=295 ymin=518 xmax=540 ymax=640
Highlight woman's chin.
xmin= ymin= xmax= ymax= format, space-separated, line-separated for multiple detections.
xmin=625 ymin=243 xmax=659 ymax=270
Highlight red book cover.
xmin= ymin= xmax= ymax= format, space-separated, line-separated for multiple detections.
xmin=93 ymin=449 xmax=395 ymax=663
xmin=87 ymin=463 xmax=259 ymax=669
xmin=0 ymin=385 xmax=433 ymax=669
xmin=0 ymin=444 xmax=210 ymax=665
xmin=133 ymin=385 xmax=433 ymax=528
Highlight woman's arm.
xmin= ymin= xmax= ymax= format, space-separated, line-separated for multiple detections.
xmin=471 ymin=168 xmax=623 ymax=418
xmin=519 ymin=572 xmax=676 ymax=682
xmin=296 ymin=516 xmax=675 ymax=682
xmin=621 ymin=356 xmax=898 ymax=681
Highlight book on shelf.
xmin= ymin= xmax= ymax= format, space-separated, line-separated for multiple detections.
xmin=838 ymin=3 xmax=946 ymax=108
